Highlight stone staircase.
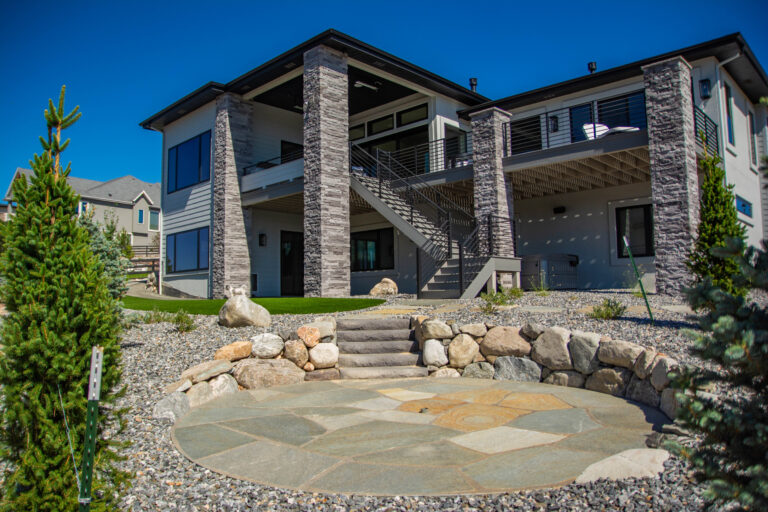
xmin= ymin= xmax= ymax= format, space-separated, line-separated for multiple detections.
xmin=336 ymin=317 xmax=428 ymax=379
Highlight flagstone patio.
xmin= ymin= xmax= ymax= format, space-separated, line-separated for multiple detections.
xmin=172 ymin=378 xmax=668 ymax=496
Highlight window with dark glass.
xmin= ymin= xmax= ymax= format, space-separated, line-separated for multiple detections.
xmin=748 ymin=112 xmax=757 ymax=165
xmin=367 ymin=115 xmax=394 ymax=136
xmin=725 ymin=85 xmax=735 ymax=145
xmin=349 ymin=124 xmax=365 ymax=140
xmin=597 ymin=92 xmax=646 ymax=130
xmin=167 ymin=131 xmax=211 ymax=193
xmin=616 ymin=205 xmax=653 ymax=258
xmin=396 ymin=104 xmax=428 ymax=127
xmin=280 ymin=140 xmax=303 ymax=164
xmin=138 ymin=209 xmax=144 ymax=224
xmin=149 ymin=210 xmax=159 ymax=230
xmin=569 ymin=103 xmax=594 ymax=142
xmin=736 ymin=196 xmax=752 ymax=217
xmin=351 ymin=228 xmax=394 ymax=271
xmin=165 ymin=227 xmax=209 ymax=273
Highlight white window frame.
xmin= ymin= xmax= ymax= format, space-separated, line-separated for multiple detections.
xmin=607 ymin=197 xmax=655 ymax=266
xmin=148 ymin=209 xmax=160 ymax=231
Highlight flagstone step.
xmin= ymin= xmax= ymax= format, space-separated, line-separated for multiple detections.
xmin=336 ymin=317 xmax=412 ymax=331
xmin=338 ymin=340 xmax=418 ymax=354
xmin=337 ymin=329 xmax=414 ymax=342
xmin=339 ymin=353 xmax=420 ymax=368
xmin=338 ymin=366 xmax=429 ymax=379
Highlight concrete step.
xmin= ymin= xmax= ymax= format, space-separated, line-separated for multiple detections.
xmin=337 ymin=317 xmax=411 ymax=331
xmin=419 ymin=289 xmax=461 ymax=299
xmin=338 ymin=340 xmax=418 ymax=354
xmin=337 ymin=329 xmax=414 ymax=342
xmin=339 ymin=352 xmax=421 ymax=367
xmin=339 ymin=366 xmax=429 ymax=379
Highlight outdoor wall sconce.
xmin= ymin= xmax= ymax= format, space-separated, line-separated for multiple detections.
xmin=549 ymin=115 xmax=559 ymax=133
xmin=258 ymin=233 xmax=267 ymax=247
xmin=699 ymin=79 xmax=712 ymax=99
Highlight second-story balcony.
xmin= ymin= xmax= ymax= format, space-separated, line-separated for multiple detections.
xmin=240 ymin=148 xmax=304 ymax=193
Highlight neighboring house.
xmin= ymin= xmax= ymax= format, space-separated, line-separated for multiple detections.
xmin=140 ymin=30 xmax=768 ymax=299
xmin=4 ymin=169 xmax=161 ymax=248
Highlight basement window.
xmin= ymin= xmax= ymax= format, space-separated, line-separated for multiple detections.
xmin=616 ymin=204 xmax=654 ymax=258
xmin=166 ymin=226 xmax=209 ymax=273
xmin=351 ymin=228 xmax=394 ymax=271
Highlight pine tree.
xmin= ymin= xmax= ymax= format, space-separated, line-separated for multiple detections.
xmin=686 ymin=151 xmax=747 ymax=298
xmin=0 ymin=86 xmax=129 ymax=510
xmin=78 ymin=211 xmax=129 ymax=299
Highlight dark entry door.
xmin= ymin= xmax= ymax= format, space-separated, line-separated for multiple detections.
xmin=280 ymin=231 xmax=304 ymax=296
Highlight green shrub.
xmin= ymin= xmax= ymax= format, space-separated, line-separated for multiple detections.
xmin=532 ymin=282 xmax=550 ymax=297
xmin=503 ymin=287 xmax=524 ymax=301
xmin=143 ymin=307 xmax=173 ymax=324
xmin=588 ymin=298 xmax=627 ymax=320
xmin=0 ymin=86 xmax=129 ymax=510
xmin=172 ymin=310 xmax=196 ymax=333
xmin=78 ymin=211 xmax=129 ymax=299
xmin=666 ymin=238 xmax=768 ymax=510
xmin=479 ymin=291 xmax=506 ymax=314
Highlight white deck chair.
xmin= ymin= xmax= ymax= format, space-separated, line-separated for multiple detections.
xmin=583 ymin=123 xmax=639 ymax=140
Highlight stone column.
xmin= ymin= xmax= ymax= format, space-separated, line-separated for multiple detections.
xmin=470 ymin=107 xmax=515 ymax=257
xmin=643 ymin=57 xmax=699 ymax=295
xmin=303 ymin=45 xmax=350 ymax=297
xmin=212 ymin=93 xmax=253 ymax=298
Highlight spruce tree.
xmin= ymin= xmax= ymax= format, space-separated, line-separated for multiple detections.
xmin=78 ymin=211 xmax=129 ymax=299
xmin=0 ymin=86 xmax=129 ymax=510
xmin=686 ymin=151 xmax=747 ymax=298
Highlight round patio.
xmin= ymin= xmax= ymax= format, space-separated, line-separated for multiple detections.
xmin=172 ymin=378 xmax=668 ymax=496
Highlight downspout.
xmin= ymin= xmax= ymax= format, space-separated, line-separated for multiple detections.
xmin=713 ymin=52 xmax=743 ymax=177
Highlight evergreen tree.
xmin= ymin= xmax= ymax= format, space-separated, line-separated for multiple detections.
xmin=78 ymin=211 xmax=129 ymax=299
xmin=670 ymin=237 xmax=768 ymax=511
xmin=0 ymin=86 xmax=129 ymax=510
xmin=686 ymin=151 xmax=747 ymax=299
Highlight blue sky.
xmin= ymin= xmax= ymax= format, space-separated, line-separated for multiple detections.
xmin=1 ymin=0 xmax=766 ymax=192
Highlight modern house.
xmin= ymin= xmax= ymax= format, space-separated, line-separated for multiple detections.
xmin=140 ymin=30 xmax=767 ymax=299
xmin=4 ymin=168 xmax=162 ymax=248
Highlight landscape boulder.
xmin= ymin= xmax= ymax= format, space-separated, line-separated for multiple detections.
xmin=543 ymin=371 xmax=585 ymax=388
xmin=431 ymin=367 xmax=460 ymax=378
xmin=585 ymin=368 xmax=631 ymax=396
xmin=305 ymin=368 xmax=340 ymax=381
xmin=448 ymin=334 xmax=479 ymax=368
xmin=251 ymin=333 xmax=285 ymax=358
xmin=302 ymin=321 xmax=336 ymax=343
xmin=650 ymin=356 xmax=677 ymax=391
xmin=283 ymin=339 xmax=309 ymax=368
xmin=625 ymin=375 xmax=660 ymax=407
xmin=180 ymin=360 xmax=233 ymax=384
xmin=531 ymin=327 xmax=572 ymax=370
xmin=308 ymin=343 xmax=339 ymax=369
xmin=218 ymin=290 xmax=271 ymax=328
xmin=421 ymin=320 xmax=453 ymax=341
xmin=209 ymin=373 xmax=239 ymax=399
xmin=186 ymin=382 xmax=214 ymax=407
xmin=153 ymin=392 xmax=190 ymax=423
xmin=493 ymin=356 xmax=542 ymax=382
xmin=633 ymin=348 xmax=658 ymax=379
xmin=480 ymin=326 xmax=531 ymax=357
xmin=369 ymin=278 xmax=398 ymax=296
xmin=520 ymin=322 xmax=546 ymax=340
xmin=214 ymin=341 xmax=253 ymax=362
xmin=460 ymin=323 xmax=487 ymax=337
xmin=598 ymin=340 xmax=644 ymax=369
xmin=660 ymin=388 xmax=679 ymax=420
xmin=233 ymin=359 xmax=305 ymax=389
xmin=569 ymin=330 xmax=601 ymax=375
xmin=297 ymin=326 xmax=321 ymax=348
xmin=462 ymin=362 xmax=495 ymax=379
xmin=423 ymin=339 xmax=449 ymax=367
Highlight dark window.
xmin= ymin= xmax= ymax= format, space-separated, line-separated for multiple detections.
xmin=396 ymin=104 xmax=428 ymax=127
xmin=351 ymin=228 xmax=394 ymax=271
xmin=166 ymin=227 xmax=209 ymax=273
xmin=725 ymin=85 xmax=735 ymax=145
xmin=597 ymin=92 xmax=646 ymax=130
xmin=349 ymin=124 xmax=365 ymax=140
xmin=507 ymin=115 xmax=542 ymax=154
xmin=149 ymin=210 xmax=159 ymax=230
xmin=167 ymin=131 xmax=211 ymax=194
xmin=280 ymin=140 xmax=303 ymax=164
xmin=616 ymin=205 xmax=654 ymax=258
xmin=367 ymin=115 xmax=394 ymax=136
xmin=570 ymin=103 xmax=594 ymax=142
xmin=748 ymin=112 xmax=757 ymax=165
xmin=736 ymin=196 xmax=752 ymax=217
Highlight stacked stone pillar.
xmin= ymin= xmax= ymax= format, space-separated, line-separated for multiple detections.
xmin=303 ymin=45 xmax=350 ymax=297
xmin=642 ymin=57 xmax=699 ymax=295
xmin=212 ymin=93 xmax=253 ymax=298
xmin=470 ymin=107 xmax=515 ymax=257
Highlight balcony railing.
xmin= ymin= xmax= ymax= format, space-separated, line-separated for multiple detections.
xmin=379 ymin=134 xmax=473 ymax=176
xmin=243 ymin=148 xmax=304 ymax=175
xmin=502 ymin=91 xmax=647 ymax=157
xmin=693 ymin=106 xmax=720 ymax=156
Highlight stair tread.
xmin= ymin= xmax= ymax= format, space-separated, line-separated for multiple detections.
xmin=338 ymin=340 xmax=418 ymax=354
xmin=337 ymin=318 xmax=411 ymax=331
xmin=337 ymin=329 xmax=414 ymax=342
xmin=339 ymin=366 xmax=429 ymax=379
xmin=339 ymin=353 xmax=420 ymax=367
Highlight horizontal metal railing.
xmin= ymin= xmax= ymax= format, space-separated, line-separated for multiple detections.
xmin=243 ymin=149 xmax=304 ymax=175
xmin=502 ymin=91 xmax=647 ymax=157
xmin=693 ymin=106 xmax=720 ymax=156
xmin=131 ymin=245 xmax=159 ymax=259
xmin=380 ymin=134 xmax=473 ymax=176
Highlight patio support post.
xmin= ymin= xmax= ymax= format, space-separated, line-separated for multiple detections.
xmin=471 ymin=107 xmax=515 ymax=257
xmin=212 ymin=93 xmax=254 ymax=298
xmin=643 ymin=57 xmax=699 ymax=296
xmin=303 ymin=45 xmax=350 ymax=297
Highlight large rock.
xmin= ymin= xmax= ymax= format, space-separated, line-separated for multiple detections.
xmin=460 ymin=323 xmax=488 ymax=337
xmin=569 ymin=330 xmax=601 ymax=375
xmin=650 ymin=356 xmax=677 ymax=391
xmin=480 ymin=326 xmax=531 ymax=357
xmin=520 ymin=322 xmax=546 ymax=340
xmin=626 ymin=375 xmax=660 ymax=407
xmin=251 ymin=333 xmax=285 ymax=358
xmin=585 ymin=368 xmax=631 ymax=396
xmin=180 ymin=360 xmax=233 ymax=384
xmin=314 ymin=315 xmax=337 ymax=330
xmin=462 ymin=362 xmax=495 ymax=379
xmin=598 ymin=340 xmax=644 ymax=369
xmin=369 ymin=278 xmax=398 ymax=296
xmin=153 ymin=392 xmax=190 ymax=423
xmin=660 ymin=388 xmax=679 ymax=420
xmin=544 ymin=371 xmax=585 ymax=388
xmin=284 ymin=339 xmax=309 ymax=368
xmin=493 ymin=356 xmax=542 ymax=382
xmin=209 ymin=373 xmax=239 ymax=399
xmin=423 ymin=339 xmax=449 ymax=367
xmin=218 ymin=294 xmax=271 ymax=328
xmin=214 ymin=341 xmax=253 ymax=362
xmin=431 ymin=367 xmax=460 ymax=378
xmin=531 ymin=327 xmax=572 ymax=370
xmin=233 ymin=359 xmax=305 ymax=389
xmin=163 ymin=378 xmax=192 ymax=394
xmin=186 ymin=382 xmax=214 ymax=407
xmin=575 ymin=449 xmax=670 ymax=484
xmin=421 ymin=320 xmax=453 ymax=340
xmin=302 ymin=321 xmax=336 ymax=342
xmin=633 ymin=348 xmax=658 ymax=379
xmin=297 ymin=326 xmax=321 ymax=348
xmin=412 ymin=316 xmax=429 ymax=346
xmin=308 ymin=343 xmax=339 ymax=369
xmin=304 ymin=368 xmax=340 ymax=381
xmin=448 ymin=334 xmax=479 ymax=368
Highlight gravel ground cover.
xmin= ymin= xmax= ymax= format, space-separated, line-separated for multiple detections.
xmin=115 ymin=291 xmax=715 ymax=511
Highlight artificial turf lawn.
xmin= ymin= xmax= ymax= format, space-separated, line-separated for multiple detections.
xmin=121 ymin=295 xmax=385 ymax=315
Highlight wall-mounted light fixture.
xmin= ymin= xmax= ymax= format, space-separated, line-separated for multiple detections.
xmin=549 ymin=115 xmax=559 ymax=133
xmin=258 ymin=233 xmax=267 ymax=247
xmin=699 ymin=79 xmax=712 ymax=99
xmin=353 ymin=80 xmax=379 ymax=92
